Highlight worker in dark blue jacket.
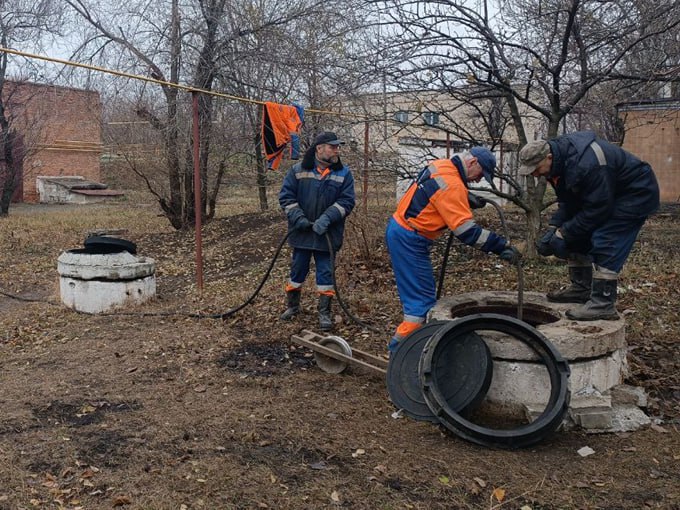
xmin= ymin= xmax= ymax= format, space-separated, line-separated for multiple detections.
xmin=518 ymin=131 xmax=660 ymax=321
xmin=278 ymin=131 xmax=356 ymax=331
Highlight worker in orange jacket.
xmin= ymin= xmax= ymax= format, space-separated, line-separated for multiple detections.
xmin=386 ymin=147 xmax=521 ymax=353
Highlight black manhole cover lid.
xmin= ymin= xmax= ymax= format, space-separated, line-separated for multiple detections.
xmin=386 ymin=321 xmax=491 ymax=423
xmin=84 ymin=236 xmax=137 ymax=254
xmin=423 ymin=328 xmax=493 ymax=414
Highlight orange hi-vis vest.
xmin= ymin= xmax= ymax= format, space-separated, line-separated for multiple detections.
xmin=393 ymin=159 xmax=473 ymax=241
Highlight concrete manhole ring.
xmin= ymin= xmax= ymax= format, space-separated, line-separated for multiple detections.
xmin=430 ymin=291 xmax=627 ymax=409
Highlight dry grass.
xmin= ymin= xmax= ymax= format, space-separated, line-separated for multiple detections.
xmin=0 ymin=196 xmax=679 ymax=509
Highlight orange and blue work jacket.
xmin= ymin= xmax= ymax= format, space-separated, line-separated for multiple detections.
xmin=392 ymin=157 xmax=507 ymax=253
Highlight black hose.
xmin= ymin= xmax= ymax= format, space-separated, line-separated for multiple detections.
xmin=325 ymin=233 xmax=384 ymax=334
xmin=436 ymin=233 xmax=455 ymax=300
xmin=203 ymin=231 xmax=290 ymax=319
xmin=436 ymin=198 xmax=524 ymax=321
xmin=485 ymin=199 xmax=524 ymax=321
xmin=1 ymin=228 xmax=389 ymax=333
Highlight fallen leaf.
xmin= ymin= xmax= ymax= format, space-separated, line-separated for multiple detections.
xmin=330 ymin=490 xmax=341 ymax=503
xmin=520 ymin=506 xmax=533 ymax=510
xmin=473 ymin=476 xmax=487 ymax=488
xmin=650 ymin=423 xmax=668 ymax=433
xmin=492 ymin=487 xmax=506 ymax=502
xmin=438 ymin=475 xmax=450 ymax=485
xmin=112 ymin=495 xmax=132 ymax=506
xmin=351 ymin=448 xmax=365 ymax=458
xmin=193 ymin=385 xmax=207 ymax=393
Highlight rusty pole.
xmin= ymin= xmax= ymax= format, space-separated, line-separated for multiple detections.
xmin=363 ymin=121 xmax=369 ymax=215
xmin=192 ymin=92 xmax=204 ymax=292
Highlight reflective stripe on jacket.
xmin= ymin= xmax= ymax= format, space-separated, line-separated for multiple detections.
xmin=279 ymin=146 xmax=355 ymax=252
xmin=547 ymin=131 xmax=660 ymax=244
xmin=392 ymin=157 xmax=507 ymax=253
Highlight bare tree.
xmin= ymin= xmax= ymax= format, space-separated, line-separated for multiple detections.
xmin=367 ymin=0 xmax=680 ymax=253
xmin=0 ymin=0 xmax=63 ymax=215
xmin=66 ymin=0 xmax=366 ymax=226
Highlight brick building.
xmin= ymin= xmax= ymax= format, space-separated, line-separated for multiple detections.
xmin=618 ymin=100 xmax=680 ymax=203
xmin=2 ymin=81 xmax=103 ymax=202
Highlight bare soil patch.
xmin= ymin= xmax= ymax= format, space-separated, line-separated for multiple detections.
xmin=0 ymin=201 xmax=678 ymax=509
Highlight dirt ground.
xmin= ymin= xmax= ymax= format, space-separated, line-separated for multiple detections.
xmin=0 ymin=199 xmax=678 ymax=509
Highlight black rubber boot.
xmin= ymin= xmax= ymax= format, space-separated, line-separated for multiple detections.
xmin=566 ymin=278 xmax=619 ymax=321
xmin=318 ymin=294 xmax=333 ymax=331
xmin=280 ymin=290 xmax=301 ymax=320
xmin=547 ymin=266 xmax=592 ymax=304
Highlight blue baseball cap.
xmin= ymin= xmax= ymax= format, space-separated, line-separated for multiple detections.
xmin=470 ymin=147 xmax=496 ymax=184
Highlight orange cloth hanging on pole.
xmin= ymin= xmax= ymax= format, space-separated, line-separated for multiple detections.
xmin=262 ymin=102 xmax=303 ymax=170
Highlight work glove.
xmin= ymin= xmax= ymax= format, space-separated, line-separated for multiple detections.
xmin=536 ymin=226 xmax=557 ymax=257
xmin=468 ymin=192 xmax=487 ymax=210
xmin=286 ymin=207 xmax=307 ymax=230
xmin=499 ymin=245 xmax=522 ymax=265
xmin=548 ymin=230 xmax=569 ymax=259
xmin=312 ymin=214 xmax=332 ymax=236
xmin=293 ymin=216 xmax=312 ymax=231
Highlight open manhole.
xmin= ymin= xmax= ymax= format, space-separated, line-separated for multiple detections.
xmin=429 ymin=291 xmax=629 ymax=437
xmin=449 ymin=300 xmax=561 ymax=327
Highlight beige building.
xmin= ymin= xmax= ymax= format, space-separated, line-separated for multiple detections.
xmin=333 ymin=87 xmax=543 ymax=197
xmin=618 ymin=100 xmax=680 ymax=203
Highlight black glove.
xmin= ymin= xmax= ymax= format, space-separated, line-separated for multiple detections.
xmin=468 ymin=193 xmax=487 ymax=209
xmin=548 ymin=231 xmax=569 ymax=259
xmin=312 ymin=213 xmax=332 ymax=235
xmin=536 ymin=227 xmax=557 ymax=257
xmin=499 ymin=245 xmax=522 ymax=264
xmin=293 ymin=216 xmax=312 ymax=231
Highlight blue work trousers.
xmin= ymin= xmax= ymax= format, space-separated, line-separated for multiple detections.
xmin=385 ymin=217 xmax=436 ymax=321
xmin=288 ymin=248 xmax=334 ymax=292
xmin=569 ymin=216 xmax=647 ymax=273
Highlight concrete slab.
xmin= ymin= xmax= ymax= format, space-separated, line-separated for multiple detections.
xmin=486 ymin=349 xmax=627 ymax=406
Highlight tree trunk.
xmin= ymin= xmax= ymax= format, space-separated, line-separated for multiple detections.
xmin=254 ymin=131 xmax=268 ymax=211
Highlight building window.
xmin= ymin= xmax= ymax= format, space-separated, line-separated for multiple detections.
xmin=394 ymin=111 xmax=409 ymax=123
xmin=423 ymin=112 xmax=440 ymax=126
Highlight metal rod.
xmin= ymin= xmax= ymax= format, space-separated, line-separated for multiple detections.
xmin=192 ymin=92 xmax=204 ymax=292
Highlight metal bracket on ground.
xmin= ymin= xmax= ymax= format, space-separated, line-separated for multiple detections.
xmin=291 ymin=329 xmax=387 ymax=377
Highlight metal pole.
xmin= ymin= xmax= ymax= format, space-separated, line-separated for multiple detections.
xmin=192 ymin=92 xmax=204 ymax=292
xmin=363 ymin=121 xmax=369 ymax=215
xmin=446 ymin=132 xmax=451 ymax=159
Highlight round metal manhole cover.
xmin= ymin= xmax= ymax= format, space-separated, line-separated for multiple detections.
xmin=387 ymin=321 xmax=492 ymax=423
xmin=421 ymin=327 xmax=493 ymax=415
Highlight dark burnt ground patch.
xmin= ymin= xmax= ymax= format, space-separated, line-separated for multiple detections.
xmin=217 ymin=341 xmax=315 ymax=377
xmin=32 ymin=399 xmax=143 ymax=427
